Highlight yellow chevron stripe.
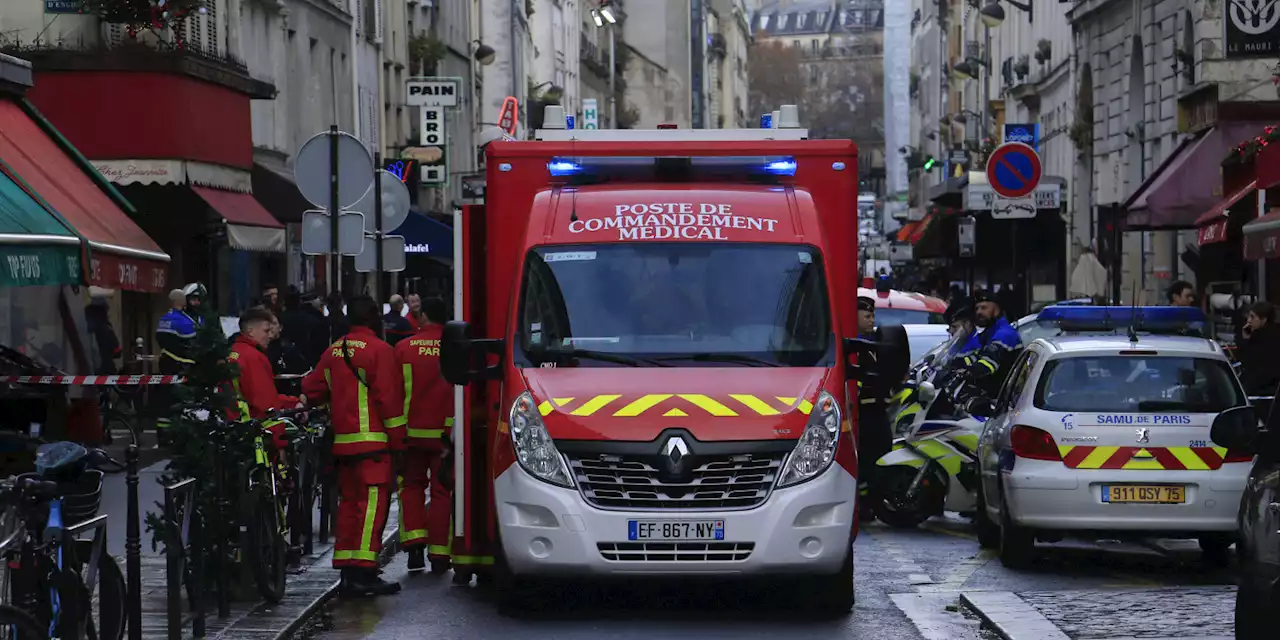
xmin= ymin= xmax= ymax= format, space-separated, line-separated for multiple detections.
xmin=571 ymin=394 xmax=621 ymax=416
xmin=553 ymin=397 xmax=575 ymax=406
xmin=797 ymin=399 xmax=814 ymax=415
xmin=663 ymin=408 xmax=688 ymax=417
xmin=1058 ymin=445 xmax=1075 ymax=459
xmin=776 ymin=397 xmax=815 ymax=414
xmin=1212 ymin=446 xmax=1228 ymax=458
xmin=1121 ymin=450 xmax=1163 ymax=470
xmin=537 ymin=401 xmax=554 ymax=416
xmin=1169 ymin=447 xmax=1211 ymax=471
xmin=1076 ymin=446 xmax=1120 ymax=469
xmin=613 ymin=394 xmax=673 ymax=417
xmin=730 ymin=394 xmax=780 ymax=416
xmin=777 ymin=396 xmax=796 ymax=405
xmin=678 ymin=394 xmax=738 ymax=416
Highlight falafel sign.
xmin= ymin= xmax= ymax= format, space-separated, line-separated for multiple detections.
xmin=569 ymin=203 xmax=779 ymax=240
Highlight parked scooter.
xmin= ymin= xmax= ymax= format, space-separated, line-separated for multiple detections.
xmin=872 ymin=367 xmax=990 ymax=529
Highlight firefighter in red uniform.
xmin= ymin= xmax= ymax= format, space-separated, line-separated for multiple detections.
xmin=228 ymin=308 xmax=302 ymax=437
xmin=393 ymin=296 xmax=454 ymax=573
xmin=301 ymin=295 xmax=406 ymax=596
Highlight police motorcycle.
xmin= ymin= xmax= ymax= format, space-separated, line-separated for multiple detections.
xmin=872 ymin=329 xmax=992 ymax=529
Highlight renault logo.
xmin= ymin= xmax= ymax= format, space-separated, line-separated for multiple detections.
xmin=1135 ymin=428 xmax=1150 ymax=444
xmin=662 ymin=436 xmax=690 ymax=465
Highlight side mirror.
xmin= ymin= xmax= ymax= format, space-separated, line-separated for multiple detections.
xmin=1210 ymin=405 xmax=1261 ymax=454
xmin=918 ymin=381 xmax=937 ymax=403
xmin=440 ymin=321 xmax=476 ymax=386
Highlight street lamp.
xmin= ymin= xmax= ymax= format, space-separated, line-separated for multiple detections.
xmin=472 ymin=40 xmax=496 ymax=66
xmin=952 ymin=60 xmax=978 ymax=81
xmin=950 ymin=110 xmax=981 ymax=125
xmin=979 ymin=0 xmax=1033 ymax=27
xmin=532 ymin=81 xmax=564 ymax=103
xmin=592 ymin=2 xmax=621 ymax=127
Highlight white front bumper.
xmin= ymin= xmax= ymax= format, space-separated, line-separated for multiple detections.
xmin=1004 ymin=459 xmax=1248 ymax=533
xmin=495 ymin=463 xmax=857 ymax=577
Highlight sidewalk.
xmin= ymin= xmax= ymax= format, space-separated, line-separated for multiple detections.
xmin=96 ymin=449 xmax=400 ymax=640
xmin=961 ymin=587 xmax=1236 ymax=640
xmin=127 ymin=502 xmax=400 ymax=640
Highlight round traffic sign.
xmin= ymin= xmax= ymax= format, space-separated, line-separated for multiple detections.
xmin=985 ymin=142 xmax=1042 ymax=199
xmin=351 ymin=170 xmax=413 ymax=234
xmin=294 ymin=130 xmax=375 ymax=210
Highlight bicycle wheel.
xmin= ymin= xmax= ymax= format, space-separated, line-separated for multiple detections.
xmin=0 ymin=604 xmax=43 ymax=640
xmin=73 ymin=541 xmax=125 ymax=640
xmin=247 ymin=485 xmax=287 ymax=603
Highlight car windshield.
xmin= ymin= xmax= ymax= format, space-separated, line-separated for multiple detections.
xmin=876 ymin=308 xmax=945 ymax=326
xmin=516 ymin=243 xmax=834 ymax=367
xmin=1034 ymin=356 xmax=1244 ymax=413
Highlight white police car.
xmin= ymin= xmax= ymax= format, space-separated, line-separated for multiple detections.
xmin=973 ymin=306 xmax=1251 ymax=568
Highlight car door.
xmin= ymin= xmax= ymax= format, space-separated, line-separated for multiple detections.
xmin=979 ymin=348 xmax=1037 ymax=499
xmin=1240 ymin=450 xmax=1280 ymax=590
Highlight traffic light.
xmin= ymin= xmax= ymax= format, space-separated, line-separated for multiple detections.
xmin=923 ymin=155 xmax=936 ymax=172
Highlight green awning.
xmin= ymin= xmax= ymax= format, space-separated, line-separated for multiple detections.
xmin=0 ymin=167 xmax=81 ymax=287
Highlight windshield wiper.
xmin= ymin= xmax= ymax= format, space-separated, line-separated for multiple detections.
xmin=536 ymin=346 xmax=672 ymax=367
xmin=653 ymin=353 xmax=782 ymax=367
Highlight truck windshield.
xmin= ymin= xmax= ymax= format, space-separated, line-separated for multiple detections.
xmin=1033 ymin=356 xmax=1245 ymax=413
xmin=516 ymin=243 xmax=834 ymax=367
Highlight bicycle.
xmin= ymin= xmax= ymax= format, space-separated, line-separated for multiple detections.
xmin=282 ymin=407 xmax=328 ymax=563
xmin=0 ymin=437 xmax=128 ymax=640
xmin=0 ymin=602 xmax=44 ymax=639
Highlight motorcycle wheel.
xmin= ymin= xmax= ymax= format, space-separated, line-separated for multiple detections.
xmin=872 ymin=466 xmax=945 ymax=529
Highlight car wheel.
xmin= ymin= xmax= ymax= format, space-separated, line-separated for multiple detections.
xmin=799 ymin=545 xmax=855 ymax=618
xmin=974 ymin=482 xmax=1000 ymax=549
xmin=997 ymin=481 xmax=1036 ymax=569
xmin=1197 ymin=535 xmax=1234 ymax=568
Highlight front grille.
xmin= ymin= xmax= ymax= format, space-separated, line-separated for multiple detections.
xmin=567 ymin=452 xmax=785 ymax=510
xmin=598 ymin=542 xmax=754 ymax=562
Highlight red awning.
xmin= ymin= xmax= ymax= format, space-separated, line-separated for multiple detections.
xmin=1198 ymin=218 xmax=1229 ymax=245
xmin=1243 ymin=208 xmax=1280 ymax=260
xmin=0 ymin=100 xmax=170 ymax=292
xmin=1193 ymin=180 xmax=1255 ymax=227
xmin=191 ymin=186 xmax=283 ymax=228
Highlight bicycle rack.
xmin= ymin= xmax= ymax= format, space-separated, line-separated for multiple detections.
xmin=61 ymin=514 xmax=109 ymax=640
xmin=163 ymin=478 xmax=205 ymax=640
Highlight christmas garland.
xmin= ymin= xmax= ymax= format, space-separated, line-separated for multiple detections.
xmin=1223 ymin=124 xmax=1280 ymax=168
xmin=79 ymin=0 xmax=205 ymax=45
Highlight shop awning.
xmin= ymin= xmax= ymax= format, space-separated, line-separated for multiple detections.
xmin=0 ymin=163 xmax=82 ymax=287
xmin=1194 ymin=180 xmax=1255 ymax=245
xmin=191 ymin=185 xmax=286 ymax=253
xmin=908 ymin=214 xmax=934 ymax=244
xmin=1243 ymin=208 xmax=1280 ymax=260
xmin=251 ymin=160 xmax=309 ymax=224
xmin=0 ymin=99 xmax=170 ymax=292
xmin=397 ymin=210 xmax=453 ymax=261
xmin=1125 ymin=121 xmax=1275 ymax=229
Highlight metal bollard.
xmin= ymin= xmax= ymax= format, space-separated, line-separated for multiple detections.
xmin=214 ymin=448 xmax=230 ymax=619
xmin=126 ymin=444 xmax=143 ymax=640
xmin=191 ymin=504 xmax=206 ymax=638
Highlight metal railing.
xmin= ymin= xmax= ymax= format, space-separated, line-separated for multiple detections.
xmin=62 ymin=514 xmax=109 ymax=640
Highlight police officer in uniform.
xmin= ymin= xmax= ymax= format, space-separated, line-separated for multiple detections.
xmin=856 ymin=296 xmax=894 ymax=521
xmin=154 ymin=283 xmax=205 ymax=443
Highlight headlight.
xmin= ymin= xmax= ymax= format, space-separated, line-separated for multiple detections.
xmin=777 ymin=391 xmax=842 ymax=487
xmin=509 ymin=392 xmax=574 ymax=488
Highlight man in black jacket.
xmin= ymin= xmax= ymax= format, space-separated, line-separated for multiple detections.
xmin=280 ymin=287 xmax=329 ymax=369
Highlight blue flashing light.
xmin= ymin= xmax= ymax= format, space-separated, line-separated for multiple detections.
xmin=1035 ymin=305 xmax=1207 ymax=333
xmin=566 ymin=115 xmax=576 ymax=130
xmin=761 ymin=113 xmax=773 ymax=128
xmin=548 ymin=160 xmax=583 ymax=176
xmin=764 ymin=158 xmax=797 ymax=175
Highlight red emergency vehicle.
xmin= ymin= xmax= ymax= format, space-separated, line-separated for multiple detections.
xmin=440 ymin=106 xmax=868 ymax=615
xmin=859 ymin=283 xmax=947 ymax=325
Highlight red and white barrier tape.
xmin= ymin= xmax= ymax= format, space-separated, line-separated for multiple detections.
xmin=0 ymin=375 xmax=185 ymax=386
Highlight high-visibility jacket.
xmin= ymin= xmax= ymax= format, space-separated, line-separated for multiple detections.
xmin=301 ymin=326 xmax=407 ymax=456
xmin=228 ymin=335 xmax=298 ymax=421
xmin=157 ymin=308 xmax=200 ymax=366
xmin=394 ymin=324 xmax=454 ymax=445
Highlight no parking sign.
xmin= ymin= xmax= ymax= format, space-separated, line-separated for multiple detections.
xmin=986 ymin=142 xmax=1042 ymax=199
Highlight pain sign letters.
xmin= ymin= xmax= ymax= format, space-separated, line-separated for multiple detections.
xmin=568 ymin=203 xmax=779 ymax=240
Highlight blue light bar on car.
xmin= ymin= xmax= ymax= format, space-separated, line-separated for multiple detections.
xmin=1035 ymin=305 xmax=1207 ymax=333
xmin=546 ymin=156 xmax=798 ymax=180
